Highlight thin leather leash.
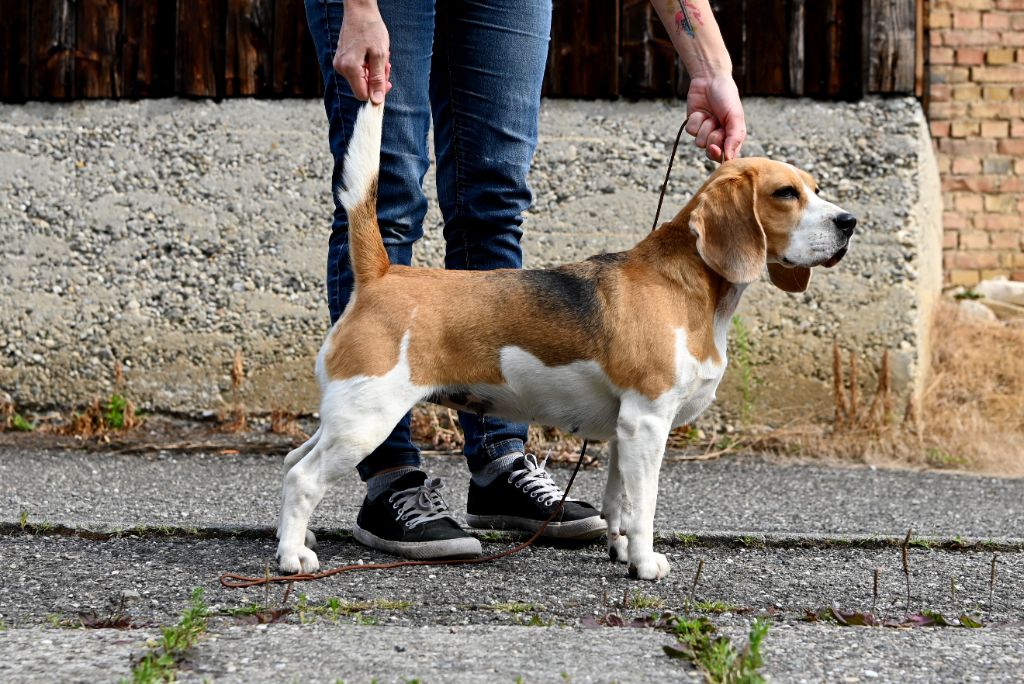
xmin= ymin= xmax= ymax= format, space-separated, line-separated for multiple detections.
xmin=220 ymin=114 xmax=695 ymax=590
xmin=651 ymin=115 xmax=691 ymax=233
xmin=220 ymin=440 xmax=589 ymax=588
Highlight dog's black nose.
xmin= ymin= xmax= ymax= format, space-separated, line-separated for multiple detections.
xmin=834 ymin=212 xmax=857 ymax=236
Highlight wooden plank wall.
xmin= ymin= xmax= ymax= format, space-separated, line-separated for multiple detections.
xmin=1 ymin=0 xmax=320 ymax=101
xmin=0 ymin=0 xmax=918 ymax=102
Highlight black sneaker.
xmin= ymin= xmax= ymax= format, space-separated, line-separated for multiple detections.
xmin=353 ymin=471 xmax=482 ymax=560
xmin=465 ymin=454 xmax=608 ymax=540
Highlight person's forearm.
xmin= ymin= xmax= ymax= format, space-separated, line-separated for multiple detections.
xmin=650 ymin=0 xmax=732 ymax=77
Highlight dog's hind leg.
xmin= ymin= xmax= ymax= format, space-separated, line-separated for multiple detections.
xmin=283 ymin=426 xmax=322 ymax=472
xmin=276 ymin=370 xmax=428 ymax=574
xmin=277 ymin=426 xmax=323 ymax=550
xmin=602 ymin=439 xmax=629 ymax=564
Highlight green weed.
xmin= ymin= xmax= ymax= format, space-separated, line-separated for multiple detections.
xmin=664 ymin=616 xmax=768 ymax=683
xmin=491 ymin=602 xmax=539 ymax=614
xmin=355 ymin=613 xmax=380 ymax=626
xmin=625 ymin=592 xmax=664 ymax=610
xmin=104 ymin=394 xmax=130 ymax=429
xmin=695 ymin=601 xmax=739 ymax=614
xmin=925 ymin=447 xmax=969 ymax=469
xmin=10 ymin=413 xmax=34 ymax=431
xmin=518 ymin=614 xmax=554 ymax=627
xmin=129 ymin=588 xmax=209 ymax=684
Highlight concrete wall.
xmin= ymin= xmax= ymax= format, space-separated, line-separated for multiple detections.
xmin=0 ymin=97 xmax=942 ymax=423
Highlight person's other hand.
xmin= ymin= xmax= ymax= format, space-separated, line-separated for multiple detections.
xmin=334 ymin=2 xmax=393 ymax=104
xmin=684 ymin=71 xmax=746 ymax=162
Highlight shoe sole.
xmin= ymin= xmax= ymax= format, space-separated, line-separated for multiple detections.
xmin=352 ymin=523 xmax=483 ymax=560
xmin=465 ymin=513 xmax=608 ymax=541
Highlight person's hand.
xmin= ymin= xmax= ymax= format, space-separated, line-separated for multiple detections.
xmin=684 ymin=71 xmax=746 ymax=162
xmin=333 ymin=2 xmax=393 ymax=104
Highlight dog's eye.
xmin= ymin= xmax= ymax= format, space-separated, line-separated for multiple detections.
xmin=772 ymin=186 xmax=799 ymax=200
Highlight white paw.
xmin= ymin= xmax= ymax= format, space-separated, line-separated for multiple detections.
xmin=627 ymin=552 xmax=670 ymax=581
xmin=276 ymin=544 xmax=320 ymax=575
xmin=607 ymin=533 xmax=629 ymax=563
xmin=305 ymin=529 xmax=318 ymax=549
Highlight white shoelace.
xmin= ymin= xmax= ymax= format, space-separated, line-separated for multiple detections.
xmin=388 ymin=478 xmax=455 ymax=528
xmin=508 ymin=453 xmax=570 ymax=507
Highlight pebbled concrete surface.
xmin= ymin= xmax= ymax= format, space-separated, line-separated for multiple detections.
xmin=2 ymin=448 xmax=1021 ymax=539
xmin=1 ymin=447 xmax=1022 ymax=682
xmin=0 ymin=98 xmax=939 ymax=419
xmin=2 ymin=533 xmax=1022 ymax=626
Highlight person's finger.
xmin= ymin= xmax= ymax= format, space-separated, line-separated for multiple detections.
xmin=366 ymin=47 xmax=388 ymax=104
xmin=722 ymin=111 xmax=747 ymax=162
xmin=706 ymin=129 xmax=725 ymax=157
xmin=685 ymin=111 xmax=708 ymax=137
xmin=335 ymin=49 xmax=369 ymax=100
xmin=707 ymin=143 xmax=723 ymax=162
xmin=695 ymin=116 xmax=717 ymax=149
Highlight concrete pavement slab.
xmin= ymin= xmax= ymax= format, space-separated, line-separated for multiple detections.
xmin=0 ymin=628 xmax=153 ymax=683
xmin=2 ymin=533 xmax=1020 ymax=627
xmin=3 ymin=446 xmax=1023 ymax=683
xmin=2 ymin=448 xmax=1022 ymax=539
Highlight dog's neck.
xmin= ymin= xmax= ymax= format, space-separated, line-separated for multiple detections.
xmin=632 ymin=208 xmax=749 ymax=362
xmin=636 ymin=208 xmax=746 ymax=301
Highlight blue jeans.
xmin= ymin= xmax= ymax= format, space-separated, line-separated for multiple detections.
xmin=305 ymin=0 xmax=550 ymax=480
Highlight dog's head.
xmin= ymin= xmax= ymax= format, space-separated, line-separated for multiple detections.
xmin=687 ymin=158 xmax=856 ymax=293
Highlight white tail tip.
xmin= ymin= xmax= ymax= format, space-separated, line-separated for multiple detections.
xmin=335 ymin=102 xmax=385 ymax=211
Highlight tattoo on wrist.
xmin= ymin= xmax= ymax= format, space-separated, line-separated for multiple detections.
xmin=672 ymin=0 xmax=704 ymax=38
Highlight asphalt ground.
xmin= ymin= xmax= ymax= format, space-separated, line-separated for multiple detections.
xmin=1 ymin=445 xmax=1022 ymax=682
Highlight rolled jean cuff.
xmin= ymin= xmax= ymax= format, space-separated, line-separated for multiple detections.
xmin=355 ymin=450 xmax=422 ymax=482
xmin=485 ymin=438 xmax=526 ymax=460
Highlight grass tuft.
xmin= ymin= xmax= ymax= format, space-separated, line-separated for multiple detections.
xmin=129 ymin=588 xmax=208 ymax=684
xmin=664 ymin=616 xmax=768 ymax=683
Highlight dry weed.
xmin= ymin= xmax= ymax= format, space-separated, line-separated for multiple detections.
xmin=410 ymin=405 xmax=464 ymax=451
xmin=219 ymin=349 xmax=248 ymax=433
xmin=1 ymin=394 xmax=13 ymax=425
xmin=409 ymin=404 xmax=595 ymax=465
xmin=52 ymin=362 xmax=141 ymax=438
xmin=761 ymin=301 xmax=1024 ymax=475
xmin=269 ymin=408 xmax=308 ymax=439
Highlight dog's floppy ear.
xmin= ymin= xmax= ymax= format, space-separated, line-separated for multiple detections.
xmin=767 ymin=263 xmax=812 ymax=293
xmin=688 ymin=168 xmax=766 ymax=285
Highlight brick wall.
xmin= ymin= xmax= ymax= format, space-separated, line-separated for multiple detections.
xmin=928 ymin=0 xmax=1024 ymax=285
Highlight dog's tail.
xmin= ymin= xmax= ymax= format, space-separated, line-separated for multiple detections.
xmin=335 ymin=102 xmax=388 ymax=285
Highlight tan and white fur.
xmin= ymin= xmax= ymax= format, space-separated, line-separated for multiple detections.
xmin=276 ymin=102 xmax=856 ymax=580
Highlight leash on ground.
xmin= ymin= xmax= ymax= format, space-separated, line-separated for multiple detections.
xmin=221 ymin=113 xmax=698 ymax=590
xmin=219 ymin=440 xmax=589 ymax=588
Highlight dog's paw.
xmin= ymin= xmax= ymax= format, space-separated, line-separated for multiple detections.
xmin=276 ymin=545 xmax=320 ymax=575
xmin=627 ymin=552 xmax=670 ymax=581
xmin=305 ymin=529 xmax=318 ymax=549
xmin=607 ymin=533 xmax=628 ymax=563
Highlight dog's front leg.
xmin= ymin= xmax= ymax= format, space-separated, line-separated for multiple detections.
xmin=615 ymin=400 xmax=671 ymax=581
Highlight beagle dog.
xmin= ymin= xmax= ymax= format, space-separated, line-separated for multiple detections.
xmin=276 ymin=103 xmax=856 ymax=580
